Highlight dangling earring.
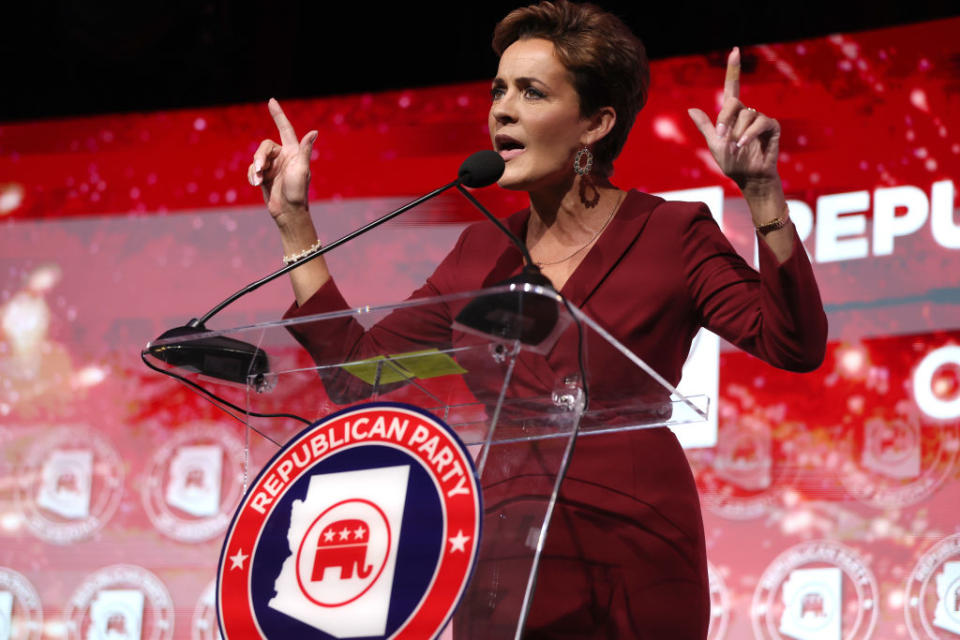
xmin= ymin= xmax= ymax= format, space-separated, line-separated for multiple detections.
xmin=573 ymin=146 xmax=594 ymax=176
xmin=576 ymin=145 xmax=600 ymax=208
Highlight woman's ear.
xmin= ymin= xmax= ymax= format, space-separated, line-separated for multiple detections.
xmin=582 ymin=106 xmax=617 ymax=146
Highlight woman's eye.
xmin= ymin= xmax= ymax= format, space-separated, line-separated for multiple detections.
xmin=490 ymin=86 xmax=543 ymax=100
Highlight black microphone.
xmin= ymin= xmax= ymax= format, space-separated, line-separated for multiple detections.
xmin=146 ymin=151 xmax=506 ymax=385
xmin=451 ymin=152 xmax=559 ymax=350
xmin=458 ymin=150 xmax=505 ymax=188
xmin=452 ymin=180 xmax=559 ymax=351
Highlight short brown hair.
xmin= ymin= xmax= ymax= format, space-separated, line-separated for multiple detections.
xmin=492 ymin=0 xmax=649 ymax=177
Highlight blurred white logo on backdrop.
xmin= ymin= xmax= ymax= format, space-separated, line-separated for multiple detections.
xmin=87 ymin=589 xmax=144 ymax=640
xmin=37 ymin=450 xmax=92 ymax=520
xmin=165 ymin=445 xmax=222 ymax=517
xmin=779 ymin=567 xmax=842 ymax=640
xmin=933 ymin=561 xmax=960 ymax=635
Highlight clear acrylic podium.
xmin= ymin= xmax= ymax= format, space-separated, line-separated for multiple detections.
xmin=143 ymin=284 xmax=708 ymax=639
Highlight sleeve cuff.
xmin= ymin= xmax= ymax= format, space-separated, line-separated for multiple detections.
xmin=282 ymin=278 xmax=350 ymax=321
xmin=756 ymin=221 xmax=806 ymax=279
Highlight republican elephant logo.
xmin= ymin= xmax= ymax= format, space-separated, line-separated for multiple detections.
xmin=57 ymin=471 xmax=79 ymax=494
xmin=185 ymin=467 xmax=206 ymax=489
xmin=312 ymin=518 xmax=373 ymax=581
xmin=106 ymin=612 xmax=128 ymax=634
xmin=801 ymin=592 xmax=825 ymax=618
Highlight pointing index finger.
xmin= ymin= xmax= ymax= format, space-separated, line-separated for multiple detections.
xmin=724 ymin=47 xmax=741 ymax=101
xmin=268 ymin=98 xmax=298 ymax=146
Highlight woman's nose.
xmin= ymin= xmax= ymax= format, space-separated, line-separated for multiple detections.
xmin=491 ymin=93 xmax=517 ymax=124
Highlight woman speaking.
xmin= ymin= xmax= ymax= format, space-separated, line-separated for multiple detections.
xmin=247 ymin=1 xmax=827 ymax=637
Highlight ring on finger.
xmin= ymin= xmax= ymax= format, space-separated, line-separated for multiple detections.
xmin=746 ymin=107 xmax=757 ymax=113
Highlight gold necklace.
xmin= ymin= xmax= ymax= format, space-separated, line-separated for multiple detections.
xmin=533 ymin=190 xmax=625 ymax=267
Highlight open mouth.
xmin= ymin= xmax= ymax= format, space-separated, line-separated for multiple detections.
xmin=495 ymin=135 xmax=525 ymax=160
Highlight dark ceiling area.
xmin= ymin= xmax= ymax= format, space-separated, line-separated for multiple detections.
xmin=3 ymin=1 xmax=957 ymax=122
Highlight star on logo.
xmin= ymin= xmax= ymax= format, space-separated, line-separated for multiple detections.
xmin=229 ymin=548 xmax=249 ymax=570
xmin=339 ymin=526 xmax=351 ymax=541
xmin=354 ymin=525 xmax=366 ymax=540
xmin=448 ymin=530 xmax=471 ymax=553
xmin=323 ymin=529 xmax=335 ymax=542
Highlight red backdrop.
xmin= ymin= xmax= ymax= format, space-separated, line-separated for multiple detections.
xmin=1 ymin=17 xmax=959 ymax=640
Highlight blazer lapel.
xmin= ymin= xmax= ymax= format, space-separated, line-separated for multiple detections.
xmin=475 ymin=208 xmax=565 ymax=394
xmin=481 ymin=209 xmax=529 ymax=288
xmin=559 ymin=190 xmax=660 ymax=308
xmin=474 ymin=192 xmax=661 ymax=396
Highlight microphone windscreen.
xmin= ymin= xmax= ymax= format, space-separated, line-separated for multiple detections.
xmin=458 ymin=150 xmax=505 ymax=188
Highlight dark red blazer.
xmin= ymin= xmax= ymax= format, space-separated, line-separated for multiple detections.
xmin=285 ymin=190 xmax=827 ymax=638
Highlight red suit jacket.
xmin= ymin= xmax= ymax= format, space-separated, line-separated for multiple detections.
xmin=285 ymin=190 xmax=827 ymax=638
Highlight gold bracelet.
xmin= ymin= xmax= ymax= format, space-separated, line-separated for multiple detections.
xmin=755 ymin=207 xmax=789 ymax=235
xmin=282 ymin=239 xmax=322 ymax=265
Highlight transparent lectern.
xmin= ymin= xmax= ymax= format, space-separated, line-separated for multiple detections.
xmin=143 ymin=284 xmax=708 ymax=639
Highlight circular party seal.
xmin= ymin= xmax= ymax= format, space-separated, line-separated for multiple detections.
xmin=15 ymin=426 xmax=124 ymax=544
xmin=217 ymin=402 xmax=482 ymax=640
xmin=141 ymin=422 xmax=246 ymax=543
xmin=836 ymin=413 xmax=958 ymax=510
xmin=905 ymin=533 xmax=960 ymax=639
xmin=0 ymin=568 xmax=43 ymax=640
xmin=691 ymin=407 xmax=797 ymax=520
xmin=63 ymin=564 xmax=174 ymax=640
xmin=751 ymin=540 xmax=879 ymax=640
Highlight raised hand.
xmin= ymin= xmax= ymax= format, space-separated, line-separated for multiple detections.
xmin=687 ymin=47 xmax=781 ymax=192
xmin=247 ymin=98 xmax=319 ymax=224
xmin=246 ymin=99 xmax=329 ymax=302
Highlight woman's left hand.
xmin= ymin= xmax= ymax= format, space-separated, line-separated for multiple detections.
xmin=688 ymin=47 xmax=781 ymax=193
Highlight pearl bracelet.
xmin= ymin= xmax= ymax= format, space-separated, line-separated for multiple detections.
xmin=282 ymin=240 xmax=322 ymax=265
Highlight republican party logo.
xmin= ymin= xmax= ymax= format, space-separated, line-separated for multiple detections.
xmin=15 ymin=426 xmax=124 ymax=544
xmin=217 ymin=403 xmax=482 ymax=639
xmin=141 ymin=423 xmax=245 ymax=542
xmin=861 ymin=415 xmax=920 ymax=479
xmin=752 ymin=540 xmax=878 ymax=640
xmin=63 ymin=565 xmax=174 ymax=640
xmin=691 ymin=399 xmax=796 ymax=520
xmin=838 ymin=413 xmax=958 ymax=510
xmin=0 ymin=568 xmax=43 ymax=640
xmin=905 ymin=534 xmax=960 ymax=639
xmin=712 ymin=415 xmax=773 ymax=492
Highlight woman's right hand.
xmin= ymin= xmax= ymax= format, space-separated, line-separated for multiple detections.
xmin=247 ymin=98 xmax=318 ymax=226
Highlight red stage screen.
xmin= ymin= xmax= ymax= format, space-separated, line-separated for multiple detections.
xmin=1 ymin=17 xmax=959 ymax=640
